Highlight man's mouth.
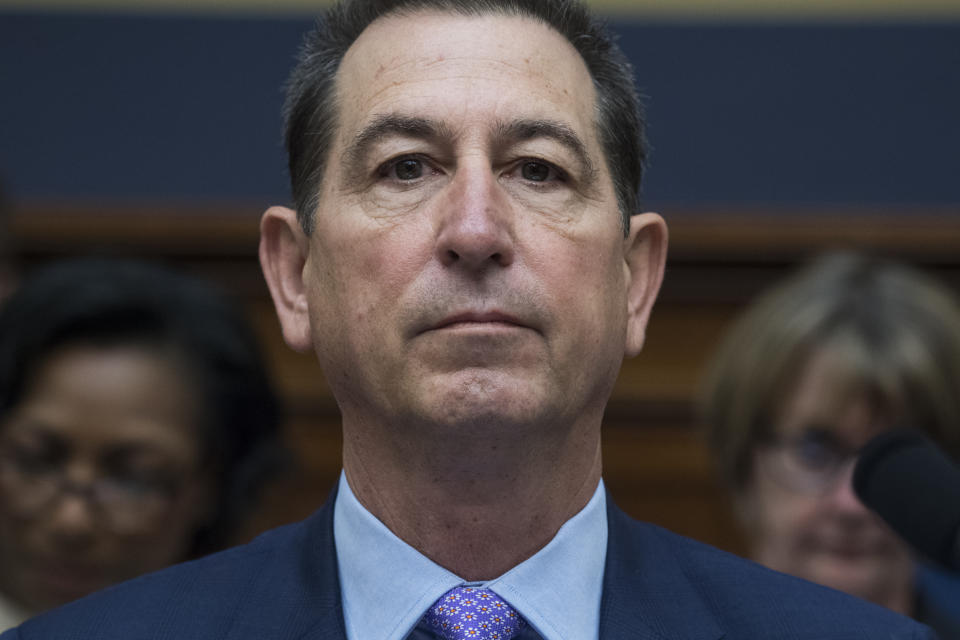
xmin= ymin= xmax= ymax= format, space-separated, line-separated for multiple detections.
xmin=430 ymin=311 xmax=529 ymax=331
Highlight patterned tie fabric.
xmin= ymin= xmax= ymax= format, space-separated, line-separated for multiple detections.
xmin=423 ymin=586 xmax=527 ymax=640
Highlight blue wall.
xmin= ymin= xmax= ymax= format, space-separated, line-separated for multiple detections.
xmin=1 ymin=11 xmax=959 ymax=213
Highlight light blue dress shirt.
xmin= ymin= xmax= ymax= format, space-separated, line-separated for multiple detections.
xmin=333 ymin=472 xmax=608 ymax=640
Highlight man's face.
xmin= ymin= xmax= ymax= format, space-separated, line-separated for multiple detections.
xmin=284 ymin=12 xmax=659 ymax=436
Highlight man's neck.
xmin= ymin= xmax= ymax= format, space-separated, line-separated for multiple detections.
xmin=342 ymin=419 xmax=603 ymax=581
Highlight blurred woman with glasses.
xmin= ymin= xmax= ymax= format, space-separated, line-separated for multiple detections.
xmin=702 ymin=251 xmax=960 ymax=638
xmin=0 ymin=259 xmax=283 ymax=629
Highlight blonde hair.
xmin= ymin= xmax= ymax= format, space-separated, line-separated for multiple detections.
xmin=702 ymin=251 xmax=960 ymax=489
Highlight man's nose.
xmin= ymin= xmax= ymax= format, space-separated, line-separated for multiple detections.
xmin=434 ymin=163 xmax=515 ymax=270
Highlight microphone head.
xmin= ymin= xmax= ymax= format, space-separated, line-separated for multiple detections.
xmin=853 ymin=429 xmax=960 ymax=570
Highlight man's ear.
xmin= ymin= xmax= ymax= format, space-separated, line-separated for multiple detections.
xmin=624 ymin=212 xmax=668 ymax=357
xmin=259 ymin=206 xmax=313 ymax=353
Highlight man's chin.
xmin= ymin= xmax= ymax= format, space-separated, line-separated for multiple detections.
xmin=411 ymin=371 xmax=556 ymax=432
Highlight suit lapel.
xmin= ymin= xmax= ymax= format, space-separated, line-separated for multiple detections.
xmin=292 ymin=486 xmax=349 ymax=640
xmin=224 ymin=486 xmax=348 ymax=640
xmin=599 ymin=495 xmax=725 ymax=640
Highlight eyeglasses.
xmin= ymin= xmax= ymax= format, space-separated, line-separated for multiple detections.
xmin=757 ymin=429 xmax=860 ymax=494
xmin=0 ymin=440 xmax=190 ymax=532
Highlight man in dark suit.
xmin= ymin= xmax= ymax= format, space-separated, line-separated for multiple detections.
xmin=1 ymin=0 xmax=939 ymax=638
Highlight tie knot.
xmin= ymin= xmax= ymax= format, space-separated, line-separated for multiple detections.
xmin=424 ymin=586 xmax=526 ymax=640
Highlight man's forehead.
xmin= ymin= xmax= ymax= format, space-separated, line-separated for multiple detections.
xmin=342 ymin=9 xmax=582 ymax=68
xmin=333 ymin=10 xmax=598 ymax=143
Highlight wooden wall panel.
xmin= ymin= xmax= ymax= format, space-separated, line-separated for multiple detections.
xmin=8 ymin=206 xmax=960 ymax=556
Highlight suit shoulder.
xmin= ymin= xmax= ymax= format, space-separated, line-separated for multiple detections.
xmin=12 ymin=516 xmax=326 ymax=640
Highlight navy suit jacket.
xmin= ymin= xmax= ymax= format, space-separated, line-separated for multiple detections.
xmin=2 ymin=491 xmax=937 ymax=639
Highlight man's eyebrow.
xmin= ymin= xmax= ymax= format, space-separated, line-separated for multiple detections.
xmin=343 ymin=114 xmax=450 ymax=174
xmin=494 ymin=119 xmax=597 ymax=180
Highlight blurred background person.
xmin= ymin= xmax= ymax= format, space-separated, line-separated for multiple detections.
xmin=0 ymin=259 xmax=284 ymax=630
xmin=702 ymin=251 xmax=960 ymax=638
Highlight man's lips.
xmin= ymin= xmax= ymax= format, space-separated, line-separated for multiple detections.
xmin=422 ymin=311 xmax=534 ymax=333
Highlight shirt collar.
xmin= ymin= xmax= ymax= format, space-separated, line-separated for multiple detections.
xmin=334 ymin=471 xmax=607 ymax=640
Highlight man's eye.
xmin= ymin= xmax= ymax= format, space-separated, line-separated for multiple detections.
xmin=521 ymin=161 xmax=551 ymax=182
xmin=389 ymin=158 xmax=424 ymax=181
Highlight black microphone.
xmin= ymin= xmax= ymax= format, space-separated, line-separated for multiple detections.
xmin=853 ymin=429 xmax=960 ymax=572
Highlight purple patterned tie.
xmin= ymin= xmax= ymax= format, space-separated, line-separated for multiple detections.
xmin=424 ymin=586 xmax=527 ymax=640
